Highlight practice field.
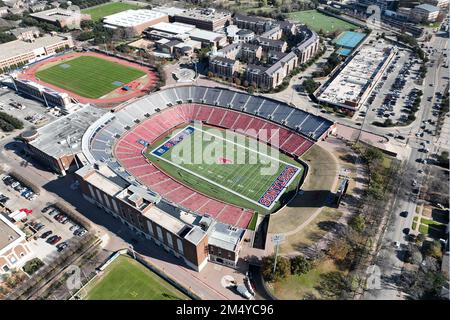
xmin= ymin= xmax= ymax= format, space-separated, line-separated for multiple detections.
xmin=35 ymin=56 xmax=146 ymax=99
xmin=84 ymin=255 xmax=189 ymax=300
xmin=146 ymin=125 xmax=304 ymax=212
xmin=81 ymin=2 xmax=141 ymax=21
xmin=288 ymin=10 xmax=358 ymax=34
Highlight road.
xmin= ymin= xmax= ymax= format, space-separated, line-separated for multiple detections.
xmin=364 ymin=30 xmax=449 ymax=300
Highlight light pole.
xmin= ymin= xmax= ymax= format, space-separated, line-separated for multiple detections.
xmin=271 ymin=234 xmax=285 ymax=278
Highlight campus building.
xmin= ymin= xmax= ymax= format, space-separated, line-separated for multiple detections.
xmin=423 ymin=0 xmax=449 ymax=10
xmin=209 ymin=56 xmax=240 ymax=78
xmin=12 ymin=78 xmax=75 ymax=112
xmin=7 ymin=26 xmax=40 ymax=41
xmin=0 ymin=34 xmax=73 ymax=72
xmin=24 ymin=105 xmax=107 ymax=175
xmin=103 ymin=9 xmax=169 ymax=37
xmin=410 ymin=3 xmax=440 ymax=22
xmin=209 ymin=14 xmax=319 ymax=90
xmin=171 ymin=8 xmax=231 ymax=31
xmin=0 ymin=214 xmax=34 ymax=274
xmin=316 ymin=42 xmax=396 ymax=114
xmin=30 ymin=8 xmax=91 ymax=29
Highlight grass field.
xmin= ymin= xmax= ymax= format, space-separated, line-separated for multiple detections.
xmin=288 ymin=10 xmax=358 ymax=34
xmin=269 ymin=258 xmax=340 ymax=299
xmin=35 ymin=56 xmax=145 ymax=99
xmin=81 ymin=2 xmax=141 ymax=21
xmin=146 ymin=125 xmax=304 ymax=213
xmin=85 ymin=255 xmax=189 ymax=300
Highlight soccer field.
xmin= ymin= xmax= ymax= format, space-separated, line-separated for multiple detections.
xmin=81 ymin=2 xmax=141 ymax=21
xmin=288 ymin=10 xmax=358 ymax=34
xmin=146 ymin=125 xmax=304 ymax=212
xmin=85 ymin=255 xmax=189 ymax=300
xmin=35 ymin=56 xmax=146 ymax=99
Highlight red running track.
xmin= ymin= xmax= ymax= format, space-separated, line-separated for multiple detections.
xmin=18 ymin=52 xmax=158 ymax=106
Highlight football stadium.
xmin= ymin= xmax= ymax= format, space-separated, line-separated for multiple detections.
xmin=82 ymin=86 xmax=335 ymax=229
xmin=18 ymin=52 xmax=158 ymax=105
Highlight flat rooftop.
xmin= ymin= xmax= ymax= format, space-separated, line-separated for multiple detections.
xmin=29 ymin=105 xmax=106 ymax=159
xmin=174 ymin=7 xmax=231 ymax=22
xmin=0 ymin=35 xmax=71 ymax=60
xmin=103 ymin=9 xmax=167 ymax=27
xmin=152 ymin=6 xmax=186 ymax=17
xmin=208 ymin=222 xmax=245 ymax=252
xmin=0 ymin=214 xmax=21 ymax=251
xmin=149 ymin=21 xmax=196 ymax=35
xmin=30 ymin=8 xmax=88 ymax=22
xmin=188 ymin=28 xmax=224 ymax=41
xmin=318 ymin=41 xmax=394 ymax=108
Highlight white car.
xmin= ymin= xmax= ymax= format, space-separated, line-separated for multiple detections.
xmin=394 ymin=241 xmax=401 ymax=249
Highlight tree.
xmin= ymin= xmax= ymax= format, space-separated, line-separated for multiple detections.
xmin=327 ymin=239 xmax=350 ymax=262
xmin=436 ymin=151 xmax=449 ymax=168
xmin=404 ymin=243 xmax=423 ymax=265
xmin=302 ymin=78 xmax=319 ymax=95
xmin=421 ymin=240 xmax=443 ymax=259
xmin=290 ymin=256 xmax=312 ymax=275
xmin=348 ymin=215 xmax=365 ymax=233
xmin=261 ymin=255 xmax=291 ymax=281
xmin=317 ymin=272 xmax=351 ymax=299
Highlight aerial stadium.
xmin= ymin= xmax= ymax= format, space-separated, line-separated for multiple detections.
xmin=81 ymin=86 xmax=335 ymax=229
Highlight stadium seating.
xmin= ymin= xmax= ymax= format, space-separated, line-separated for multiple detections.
xmin=84 ymin=86 xmax=334 ymax=228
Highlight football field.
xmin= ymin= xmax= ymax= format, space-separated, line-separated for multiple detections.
xmin=146 ymin=125 xmax=304 ymax=211
xmin=35 ymin=56 xmax=146 ymax=99
xmin=84 ymin=255 xmax=189 ymax=300
xmin=288 ymin=10 xmax=358 ymax=34
xmin=81 ymin=2 xmax=141 ymax=21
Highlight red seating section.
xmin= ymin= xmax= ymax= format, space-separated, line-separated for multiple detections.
xmin=113 ymin=103 xmax=314 ymax=229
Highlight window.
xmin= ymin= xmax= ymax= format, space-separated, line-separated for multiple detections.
xmin=147 ymin=221 xmax=154 ymax=235
xmin=177 ymin=239 xmax=184 ymax=255
xmin=166 ymin=233 xmax=173 ymax=248
xmin=156 ymin=226 xmax=163 ymax=241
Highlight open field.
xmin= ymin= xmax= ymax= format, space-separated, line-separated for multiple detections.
xmin=269 ymin=144 xmax=338 ymax=236
xmin=268 ymin=258 xmax=340 ymax=299
xmin=81 ymin=2 xmax=141 ymax=21
xmin=146 ymin=125 xmax=304 ymax=213
xmin=35 ymin=56 xmax=145 ymax=99
xmin=288 ymin=10 xmax=358 ymax=34
xmin=84 ymin=255 xmax=189 ymax=300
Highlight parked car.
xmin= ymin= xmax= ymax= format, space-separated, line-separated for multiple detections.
xmin=400 ymin=211 xmax=409 ymax=218
xmin=74 ymin=228 xmax=87 ymax=237
xmin=57 ymin=242 xmax=68 ymax=252
xmin=47 ymin=235 xmax=62 ymax=245
xmin=41 ymin=230 xmax=53 ymax=239
xmin=69 ymin=224 xmax=80 ymax=232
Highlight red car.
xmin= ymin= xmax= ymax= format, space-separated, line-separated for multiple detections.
xmin=47 ymin=235 xmax=62 ymax=245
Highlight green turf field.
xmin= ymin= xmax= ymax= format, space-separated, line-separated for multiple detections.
xmin=81 ymin=2 xmax=141 ymax=21
xmin=146 ymin=125 xmax=304 ymax=213
xmin=85 ymin=255 xmax=189 ymax=300
xmin=35 ymin=56 xmax=145 ymax=99
xmin=288 ymin=10 xmax=358 ymax=34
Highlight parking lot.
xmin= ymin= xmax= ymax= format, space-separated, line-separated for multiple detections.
xmin=1 ymin=173 xmax=87 ymax=264
xmin=0 ymin=86 xmax=60 ymax=135
xmin=358 ymin=48 xmax=422 ymax=125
